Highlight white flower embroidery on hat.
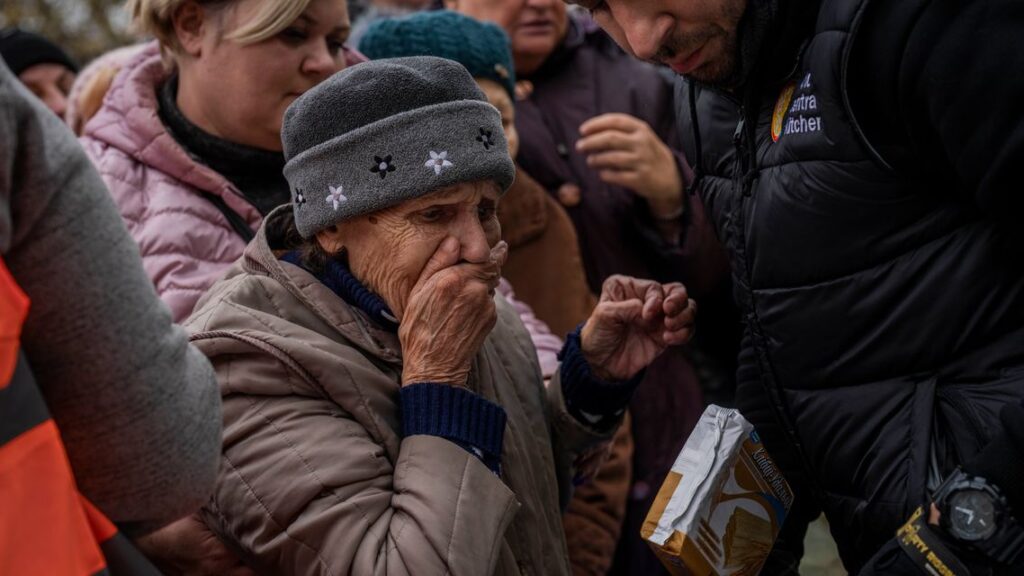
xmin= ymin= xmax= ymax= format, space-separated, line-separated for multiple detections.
xmin=425 ymin=151 xmax=453 ymax=175
xmin=326 ymin=185 xmax=347 ymax=210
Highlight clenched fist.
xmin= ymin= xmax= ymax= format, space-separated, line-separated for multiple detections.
xmin=581 ymin=275 xmax=696 ymax=381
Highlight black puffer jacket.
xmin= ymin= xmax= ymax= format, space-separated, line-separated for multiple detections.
xmin=676 ymin=0 xmax=1024 ymax=572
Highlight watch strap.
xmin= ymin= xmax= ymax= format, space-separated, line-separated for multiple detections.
xmin=975 ymin=518 xmax=1024 ymax=565
xmin=897 ymin=506 xmax=972 ymax=576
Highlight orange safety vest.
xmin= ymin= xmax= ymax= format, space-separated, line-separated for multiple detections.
xmin=0 ymin=258 xmax=158 ymax=575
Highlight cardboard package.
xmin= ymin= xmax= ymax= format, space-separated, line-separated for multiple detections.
xmin=642 ymin=405 xmax=794 ymax=576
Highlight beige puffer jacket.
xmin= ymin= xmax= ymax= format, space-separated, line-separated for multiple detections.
xmin=184 ymin=209 xmax=615 ymax=575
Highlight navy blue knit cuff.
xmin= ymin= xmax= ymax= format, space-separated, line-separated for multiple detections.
xmin=559 ymin=324 xmax=643 ymax=429
xmin=400 ymin=383 xmax=506 ymax=474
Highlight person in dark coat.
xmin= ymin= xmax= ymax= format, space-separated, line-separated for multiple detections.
xmin=444 ymin=2 xmax=737 ymax=574
xmin=570 ymin=0 xmax=1024 ymax=574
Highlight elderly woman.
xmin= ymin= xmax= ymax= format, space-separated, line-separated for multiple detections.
xmin=359 ymin=12 xmax=633 ymax=576
xmin=185 ymin=56 xmax=696 ymax=575
xmin=81 ymin=0 xmax=354 ymax=322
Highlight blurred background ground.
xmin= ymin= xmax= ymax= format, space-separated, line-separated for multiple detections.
xmin=1 ymin=0 xmax=132 ymax=64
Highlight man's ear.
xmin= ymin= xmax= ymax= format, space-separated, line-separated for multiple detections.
xmin=172 ymin=0 xmax=208 ymax=57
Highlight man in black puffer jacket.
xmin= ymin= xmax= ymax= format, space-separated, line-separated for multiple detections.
xmin=564 ymin=0 xmax=1024 ymax=574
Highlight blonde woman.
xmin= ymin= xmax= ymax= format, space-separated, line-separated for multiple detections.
xmin=81 ymin=0 xmax=356 ymax=322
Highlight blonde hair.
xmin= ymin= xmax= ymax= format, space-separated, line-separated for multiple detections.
xmin=127 ymin=0 xmax=313 ymax=61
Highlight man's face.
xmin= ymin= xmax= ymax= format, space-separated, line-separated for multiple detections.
xmin=570 ymin=0 xmax=746 ymax=86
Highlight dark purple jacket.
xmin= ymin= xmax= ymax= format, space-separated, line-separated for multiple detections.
xmin=514 ymin=15 xmax=728 ymax=576
xmin=514 ymin=16 xmax=690 ymax=293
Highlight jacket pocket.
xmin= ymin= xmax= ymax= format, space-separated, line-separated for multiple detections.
xmin=819 ymin=490 xmax=907 ymax=572
xmin=935 ymin=387 xmax=987 ymax=457
xmin=934 ymin=370 xmax=1024 ymax=466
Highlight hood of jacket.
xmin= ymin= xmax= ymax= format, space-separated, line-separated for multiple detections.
xmin=83 ymin=41 xmax=244 ymax=199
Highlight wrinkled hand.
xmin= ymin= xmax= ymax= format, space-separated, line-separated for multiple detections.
xmin=400 ymin=237 xmax=508 ymax=386
xmin=582 ymin=275 xmax=696 ymax=381
xmin=134 ymin=514 xmax=255 ymax=576
xmin=577 ymin=113 xmax=684 ymax=216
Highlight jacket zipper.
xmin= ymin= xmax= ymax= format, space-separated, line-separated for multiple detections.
xmin=730 ymin=102 xmax=824 ymax=500
xmin=732 ymin=111 xmax=748 ymax=196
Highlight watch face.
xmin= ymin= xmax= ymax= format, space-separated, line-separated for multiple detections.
xmin=949 ymin=489 xmax=998 ymax=541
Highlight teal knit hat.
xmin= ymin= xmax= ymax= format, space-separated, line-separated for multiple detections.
xmin=358 ymin=10 xmax=516 ymax=98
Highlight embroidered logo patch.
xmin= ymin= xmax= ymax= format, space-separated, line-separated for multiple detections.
xmin=772 ymin=82 xmax=796 ymax=142
xmin=774 ymin=73 xmax=825 ymax=142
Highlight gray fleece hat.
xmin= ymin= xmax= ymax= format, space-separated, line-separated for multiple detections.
xmin=282 ymin=56 xmax=516 ymax=238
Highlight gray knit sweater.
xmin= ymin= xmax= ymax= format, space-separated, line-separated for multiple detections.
xmin=0 ymin=59 xmax=221 ymax=536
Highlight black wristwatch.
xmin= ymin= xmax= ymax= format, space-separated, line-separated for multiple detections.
xmin=932 ymin=467 xmax=1024 ymax=564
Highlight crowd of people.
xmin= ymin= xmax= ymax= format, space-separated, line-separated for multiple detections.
xmin=1 ymin=0 xmax=1022 ymax=574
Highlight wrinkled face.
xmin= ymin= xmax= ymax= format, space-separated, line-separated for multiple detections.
xmin=175 ymin=0 xmax=350 ymax=150
xmin=446 ymin=0 xmax=568 ymax=72
xmin=476 ymin=79 xmax=519 ymax=158
xmin=317 ymin=181 xmax=503 ymax=319
xmin=571 ymin=0 xmax=746 ymax=86
xmin=19 ymin=63 xmax=75 ymax=117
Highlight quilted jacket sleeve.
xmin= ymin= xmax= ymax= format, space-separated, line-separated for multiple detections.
xmin=203 ymin=350 xmax=520 ymax=576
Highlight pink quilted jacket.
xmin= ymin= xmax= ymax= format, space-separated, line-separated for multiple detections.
xmin=81 ymin=43 xmax=261 ymax=321
xmin=81 ymin=43 xmax=368 ymax=321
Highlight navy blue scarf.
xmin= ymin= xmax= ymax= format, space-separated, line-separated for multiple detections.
xmin=281 ymin=251 xmax=400 ymax=332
